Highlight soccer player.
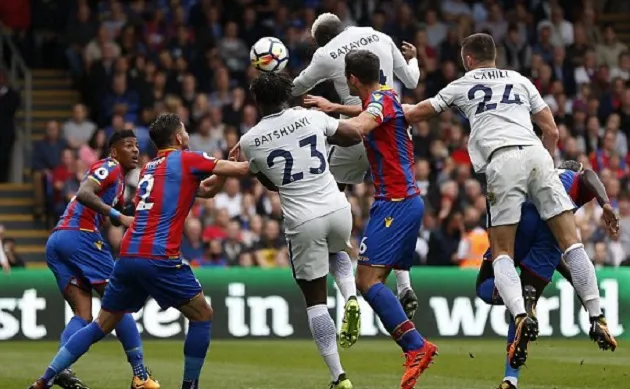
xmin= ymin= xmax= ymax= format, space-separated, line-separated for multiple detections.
xmin=240 ymin=72 xmax=362 ymax=388
xmin=44 ymin=130 xmax=159 ymax=389
xmin=403 ymin=33 xmax=616 ymax=367
xmin=295 ymin=12 xmax=421 ymax=320
xmin=338 ymin=50 xmax=437 ymax=389
xmin=28 ymin=114 xmax=250 ymax=389
xmin=475 ymin=160 xmax=619 ymax=389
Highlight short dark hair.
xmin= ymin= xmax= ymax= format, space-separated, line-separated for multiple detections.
xmin=461 ymin=33 xmax=496 ymax=63
xmin=108 ymin=129 xmax=136 ymax=149
xmin=149 ymin=113 xmax=182 ymax=149
xmin=250 ymin=72 xmax=294 ymax=108
xmin=312 ymin=14 xmax=343 ymax=47
xmin=345 ymin=50 xmax=380 ymax=85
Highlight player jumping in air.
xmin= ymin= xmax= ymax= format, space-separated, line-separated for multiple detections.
xmin=403 ymin=33 xmax=617 ymax=368
xmin=294 ymin=12 xmax=421 ymax=321
xmin=44 ymin=130 xmax=158 ymax=389
xmin=240 ymin=72 xmax=363 ymax=389
xmin=28 ymin=114 xmax=250 ymax=389
xmin=338 ymin=50 xmax=437 ymax=389
xmin=476 ymin=160 xmax=619 ymax=389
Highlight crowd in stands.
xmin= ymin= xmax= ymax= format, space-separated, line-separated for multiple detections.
xmin=4 ymin=0 xmax=630 ymax=269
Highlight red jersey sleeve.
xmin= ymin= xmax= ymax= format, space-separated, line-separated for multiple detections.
xmin=364 ymin=91 xmax=394 ymax=126
xmin=87 ymin=159 xmax=121 ymax=190
xmin=183 ymin=151 xmax=217 ymax=178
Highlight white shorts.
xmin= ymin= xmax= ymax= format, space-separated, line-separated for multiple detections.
xmin=284 ymin=206 xmax=352 ymax=281
xmin=485 ymin=144 xmax=574 ymax=227
xmin=328 ymin=144 xmax=369 ymax=185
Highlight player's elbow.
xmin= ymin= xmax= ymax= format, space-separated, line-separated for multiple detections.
xmin=332 ymin=126 xmax=362 ymax=147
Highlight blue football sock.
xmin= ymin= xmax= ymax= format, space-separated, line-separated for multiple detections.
xmin=115 ymin=313 xmax=147 ymax=380
xmin=504 ymin=318 xmax=520 ymax=384
xmin=183 ymin=320 xmax=211 ymax=385
xmin=477 ymin=277 xmax=501 ymax=305
xmin=363 ymin=283 xmax=424 ymax=352
xmin=41 ymin=322 xmax=106 ymax=382
xmin=60 ymin=316 xmax=89 ymax=348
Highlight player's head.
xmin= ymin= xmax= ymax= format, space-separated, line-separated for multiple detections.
xmin=461 ymin=33 xmax=496 ymax=71
xmin=558 ymin=160 xmax=584 ymax=173
xmin=345 ymin=50 xmax=380 ymax=96
xmin=108 ymin=129 xmax=139 ymax=171
xmin=149 ymin=113 xmax=190 ymax=151
xmin=250 ymin=71 xmax=294 ymax=114
xmin=311 ymin=12 xmax=343 ymax=47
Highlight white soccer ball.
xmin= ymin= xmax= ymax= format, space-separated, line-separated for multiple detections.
xmin=250 ymin=37 xmax=289 ymax=73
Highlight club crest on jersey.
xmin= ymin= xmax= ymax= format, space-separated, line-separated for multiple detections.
xmin=384 ymin=217 xmax=393 ymax=227
xmin=95 ymin=241 xmax=103 ymax=251
xmin=487 ymin=191 xmax=496 ymax=205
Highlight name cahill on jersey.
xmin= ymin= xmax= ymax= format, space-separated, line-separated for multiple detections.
xmin=252 ymin=116 xmax=312 ymax=147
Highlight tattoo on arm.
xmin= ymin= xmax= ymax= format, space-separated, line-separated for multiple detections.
xmin=75 ymin=179 xmax=112 ymax=216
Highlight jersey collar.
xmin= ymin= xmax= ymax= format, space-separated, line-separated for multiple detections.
xmin=157 ymin=148 xmax=178 ymax=157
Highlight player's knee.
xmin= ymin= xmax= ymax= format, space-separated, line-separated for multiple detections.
xmin=546 ymin=211 xmax=580 ymax=251
xmin=355 ymin=266 xmax=385 ymax=294
xmin=75 ymin=311 xmax=94 ymax=323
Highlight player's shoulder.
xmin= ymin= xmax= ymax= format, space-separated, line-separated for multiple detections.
xmin=91 ymin=157 xmax=122 ymax=175
xmin=371 ymin=87 xmax=399 ymax=105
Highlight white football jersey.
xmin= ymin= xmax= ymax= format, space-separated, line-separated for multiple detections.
xmin=292 ymin=26 xmax=420 ymax=104
xmin=428 ymin=68 xmax=548 ymax=173
xmin=240 ymin=108 xmax=349 ymax=228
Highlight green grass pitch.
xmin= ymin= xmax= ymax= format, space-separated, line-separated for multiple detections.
xmin=0 ymin=339 xmax=626 ymax=388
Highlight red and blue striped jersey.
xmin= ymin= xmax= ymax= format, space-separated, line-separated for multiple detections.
xmin=54 ymin=158 xmax=125 ymax=232
xmin=120 ymin=149 xmax=217 ymax=259
xmin=558 ymin=169 xmax=595 ymax=208
xmin=362 ymin=86 xmax=419 ymax=200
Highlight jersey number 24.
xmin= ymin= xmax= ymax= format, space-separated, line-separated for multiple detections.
xmin=267 ymin=135 xmax=326 ymax=185
xmin=468 ymin=84 xmax=522 ymax=115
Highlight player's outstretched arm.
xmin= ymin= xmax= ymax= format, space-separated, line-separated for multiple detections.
xmin=212 ymin=159 xmax=250 ymax=177
xmin=328 ymin=120 xmax=363 ymax=147
xmin=76 ymin=179 xmax=133 ymax=227
xmin=580 ymin=168 xmax=619 ymax=237
xmin=531 ymin=107 xmax=559 ymax=155
xmin=304 ymin=95 xmax=363 ymax=117
xmin=392 ymin=40 xmax=420 ymax=89
xmin=402 ymin=100 xmax=439 ymax=123
xmin=197 ymin=175 xmax=228 ymax=198
xmin=341 ymin=111 xmax=382 ymax=136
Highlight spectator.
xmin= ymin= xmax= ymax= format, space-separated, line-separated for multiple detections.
xmin=441 ymin=0 xmax=472 ymax=22
xmin=567 ymin=23 xmax=593 ymax=67
xmin=610 ymin=51 xmax=630 ymax=81
xmin=218 ymin=22 xmax=249 ymax=75
xmin=534 ymin=21 xmax=556 ymax=64
xmin=52 ymin=149 xmax=77 ymax=216
xmin=101 ymin=73 xmax=140 ymax=125
xmin=476 ymin=3 xmax=508 ymax=43
xmin=253 ymin=219 xmax=288 ymax=268
xmin=596 ymin=25 xmax=628 ymax=68
xmin=214 ymin=178 xmax=243 ymax=219
xmin=427 ymin=209 xmax=464 ymax=266
xmin=78 ymin=127 xmax=106 ymax=167
xmin=189 ymin=116 xmax=222 ymax=154
xmin=203 ymin=208 xmax=230 ymax=242
xmin=2 ymin=238 xmax=25 ymax=269
xmin=32 ymin=121 xmax=67 ymax=218
xmin=223 ymin=220 xmax=247 ymax=266
xmin=503 ymin=24 xmax=532 ymax=73
xmin=548 ymin=5 xmax=574 ymax=46
xmin=551 ymin=46 xmax=577 ymax=96
xmin=424 ymin=9 xmax=447 ymax=48
xmin=182 ymin=217 xmax=205 ymax=262
xmin=62 ymin=104 xmax=97 ymax=149
xmin=65 ymin=4 xmax=97 ymax=77
xmin=456 ymin=207 xmax=489 ymax=269
xmin=83 ymin=25 xmax=121 ymax=70
xmin=0 ymin=70 xmax=19 ymax=183
xmin=0 ymin=225 xmax=9 ymax=273
xmin=574 ymin=49 xmax=598 ymax=86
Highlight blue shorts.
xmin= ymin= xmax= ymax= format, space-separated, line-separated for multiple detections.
xmin=483 ymin=203 xmax=561 ymax=282
xmin=46 ymin=229 xmax=113 ymax=292
xmin=359 ymin=195 xmax=424 ymax=270
xmin=101 ymin=257 xmax=202 ymax=313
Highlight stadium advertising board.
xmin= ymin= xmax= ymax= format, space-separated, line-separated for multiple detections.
xmin=0 ymin=268 xmax=627 ymax=341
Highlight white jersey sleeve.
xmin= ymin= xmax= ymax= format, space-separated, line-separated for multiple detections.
xmin=292 ymin=49 xmax=332 ymax=96
xmin=390 ymin=34 xmax=420 ymax=89
xmin=428 ymin=82 xmax=462 ymax=113
xmin=521 ymin=75 xmax=548 ymax=114
xmin=310 ymin=110 xmax=340 ymax=137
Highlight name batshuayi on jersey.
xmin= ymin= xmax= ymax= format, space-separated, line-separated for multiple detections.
xmin=240 ymin=108 xmax=349 ymax=228
xmin=55 ymin=157 xmax=125 ymax=232
xmin=429 ymin=68 xmax=548 ymax=173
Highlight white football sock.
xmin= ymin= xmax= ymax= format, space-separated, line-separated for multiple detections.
xmin=394 ymin=270 xmax=412 ymax=297
xmin=563 ymin=243 xmax=602 ymax=317
xmin=307 ymin=304 xmax=344 ymax=380
xmin=329 ymin=252 xmax=356 ymax=301
xmin=504 ymin=376 xmax=518 ymax=387
xmin=492 ymin=255 xmax=526 ymax=317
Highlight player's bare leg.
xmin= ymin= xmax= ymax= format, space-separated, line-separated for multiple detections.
xmin=356 ymin=265 xmax=436 ymax=389
xmin=489 ymin=224 xmax=538 ymax=369
xmin=297 ymin=276 xmax=352 ymax=388
xmin=394 ymin=270 xmax=418 ymax=320
xmin=545 ymin=211 xmax=617 ymax=351
xmin=92 ymin=284 xmax=159 ymax=389
xmin=329 ymin=252 xmax=361 ymax=349
xmin=177 ymin=293 xmax=214 ymax=389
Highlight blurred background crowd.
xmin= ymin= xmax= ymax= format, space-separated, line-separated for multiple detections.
xmin=1 ymin=0 xmax=630 ymax=270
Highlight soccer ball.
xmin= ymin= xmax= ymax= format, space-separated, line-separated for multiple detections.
xmin=250 ymin=37 xmax=289 ymax=73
